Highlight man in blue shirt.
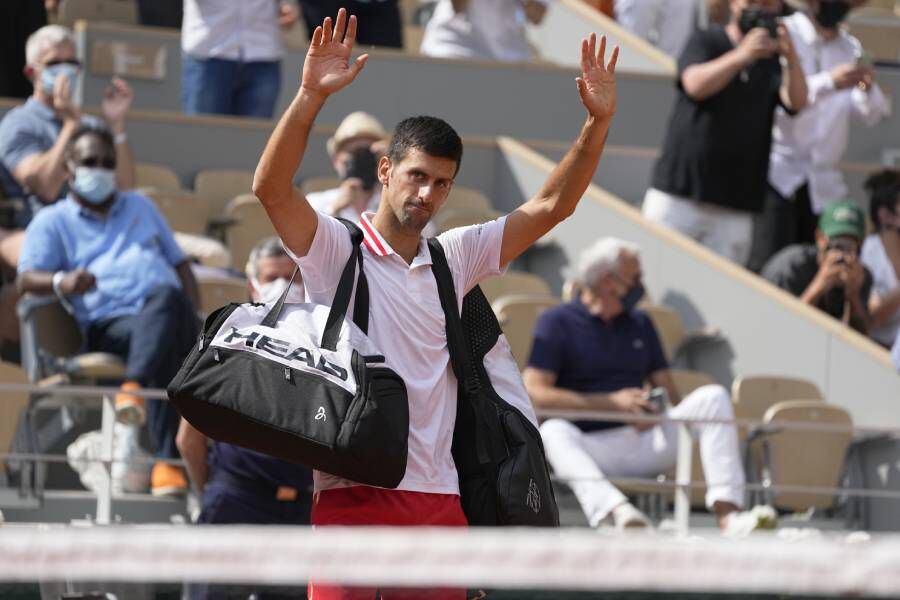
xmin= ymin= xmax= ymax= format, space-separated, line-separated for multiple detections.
xmin=523 ymin=237 xmax=747 ymax=531
xmin=177 ymin=237 xmax=311 ymax=600
xmin=17 ymin=125 xmax=198 ymax=496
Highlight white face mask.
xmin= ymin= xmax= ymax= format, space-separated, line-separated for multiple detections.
xmin=252 ymin=277 xmax=304 ymax=304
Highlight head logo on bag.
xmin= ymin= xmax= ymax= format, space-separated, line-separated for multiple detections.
xmin=526 ymin=478 xmax=542 ymax=514
xmin=221 ymin=326 xmax=349 ymax=381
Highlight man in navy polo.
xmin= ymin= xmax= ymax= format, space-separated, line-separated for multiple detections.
xmin=17 ymin=125 xmax=198 ymax=496
xmin=523 ymin=237 xmax=749 ymax=532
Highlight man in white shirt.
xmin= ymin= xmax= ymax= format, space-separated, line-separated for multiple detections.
xmin=614 ymin=0 xmax=699 ymax=58
xmin=253 ymin=9 xmax=618 ymax=599
xmin=747 ymin=0 xmax=891 ymax=272
xmin=420 ymin=0 xmax=552 ymax=63
xmin=306 ymin=111 xmax=386 ymax=220
xmin=180 ymin=0 xmax=299 ymax=118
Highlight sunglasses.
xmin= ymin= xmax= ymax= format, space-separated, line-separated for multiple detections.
xmin=44 ymin=59 xmax=82 ymax=68
xmin=76 ymin=157 xmax=117 ymax=169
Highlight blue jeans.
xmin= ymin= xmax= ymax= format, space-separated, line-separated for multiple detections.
xmin=181 ymin=55 xmax=281 ymax=118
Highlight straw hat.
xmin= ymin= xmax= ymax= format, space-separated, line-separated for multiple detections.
xmin=326 ymin=111 xmax=387 ymax=156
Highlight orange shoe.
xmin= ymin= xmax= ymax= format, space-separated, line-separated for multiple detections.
xmin=151 ymin=462 xmax=188 ymax=497
xmin=115 ymin=381 xmax=146 ymax=426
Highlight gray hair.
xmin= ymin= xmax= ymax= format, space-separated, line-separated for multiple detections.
xmin=245 ymin=237 xmax=289 ymax=279
xmin=25 ymin=25 xmax=75 ymax=68
xmin=575 ymin=237 xmax=641 ymax=287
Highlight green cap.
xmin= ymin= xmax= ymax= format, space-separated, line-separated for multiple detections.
xmin=819 ymin=201 xmax=865 ymax=241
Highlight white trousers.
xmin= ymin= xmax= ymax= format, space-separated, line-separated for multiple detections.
xmin=642 ymin=188 xmax=754 ymax=266
xmin=540 ymin=384 xmax=745 ymax=527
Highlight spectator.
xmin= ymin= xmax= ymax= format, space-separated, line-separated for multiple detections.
xmin=861 ymin=170 xmax=900 ymax=348
xmin=0 ymin=24 xmax=135 ymax=267
xmin=344 ymin=0 xmax=404 ymax=48
xmin=306 ymin=111 xmax=387 ymax=220
xmin=177 ymin=237 xmax=311 ymax=600
xmin=614 ymin=0 xmax=699 ymax=58
xmin=763 ymin=200 xmax=871 ymax=333
xmin=181 ymin=0 xmax=300 ymax=118
xmin=420 ymin=0 xmax=552 ymax=62
xmin=523 ymin=238 xmax=751 ymax=532
xmin=17 ymin=125 xmax=200 ymax=496
xmin=748 ymin=0 xmax=891 ymax=272
xmin=641 ymin=0 xmax=807 ymax=266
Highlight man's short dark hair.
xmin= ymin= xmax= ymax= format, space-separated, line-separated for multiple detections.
xmin=865 ymin=169 xmax=900 ymax=230
xmin=67 ymin=124 xmax=115 ymax=157
xmin=387 ymin=116 xmax=463 ymax=174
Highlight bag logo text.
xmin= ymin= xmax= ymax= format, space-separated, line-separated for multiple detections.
xmin=315 ymin=406 xmax=327 ymax=421
xmin=222 ymin=327 xmax=349 ymax=381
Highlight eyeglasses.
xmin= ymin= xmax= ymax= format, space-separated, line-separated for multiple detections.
xmin=76 ymin=157 xmax=117 ymax=169
xmin=44 ymin=59 xmax=81 ymax=69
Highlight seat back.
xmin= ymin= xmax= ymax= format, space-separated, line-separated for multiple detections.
xmin=224 ymin=194 xmax=277 ymax=271
xmin=58 ymin=0 xmax=138 ymax=26
xmin=301 ymin=176 xmax=341 ymax=194
xmin=140 ymin=188 xmax=210 ymax=235
xmin=761 ymin=400 xmax=853 ymax=512
xmin=479 ymin=271 xmax=551 ymax=305
xmin=433 ymin=206 xmax=502 ymax=234
xmin=492 ymin=294 xmax=560 ymax=370
xmin=17 ymin=296 xmax=84 ymax=382
xmin=0 ymin=361 xmax=31 ymax=473
xmin=641 ymin=304 xmax=685 ymax=362
xmin=194 ymin=168 xmax=255 ymax=218
xmin=443 ymin=185 xmax=493 ymax=214
xmin=199 ymin=277 xmax=249 ymax=317
xmin=731 ymin=375 xmax=823 ymax=422
xmin=135 ymin=162 xmax=181 ymax=191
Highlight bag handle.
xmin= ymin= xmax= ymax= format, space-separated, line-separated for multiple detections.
xmin=427 ymin=239 xmax=491 ymax=467
xmin=261 ymin=219 xmax=369 ymax=351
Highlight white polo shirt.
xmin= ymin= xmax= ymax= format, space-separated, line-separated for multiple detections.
xmin=182 ymin=0 xmax=283 ymax=62
xmin=293 ymin=211 xmax=509 ymax=495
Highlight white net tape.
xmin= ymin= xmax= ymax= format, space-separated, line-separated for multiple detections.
xmin=1 ymin=524 xmax=900 ymax=596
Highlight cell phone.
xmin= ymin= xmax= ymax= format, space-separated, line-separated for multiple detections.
xmin=645 ymin=387 xmax=669 ymax=414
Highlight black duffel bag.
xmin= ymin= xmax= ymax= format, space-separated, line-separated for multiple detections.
xmin=168 ymin=221 xmax=409 ymax=488
xmin=428 ymin=239 xmax=559 ymax=527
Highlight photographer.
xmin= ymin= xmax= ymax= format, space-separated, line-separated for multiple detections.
xmin=641 ymin=0 xmax=806 ymax=266
xmin=763 ymin=201 xmax=871 ymax=333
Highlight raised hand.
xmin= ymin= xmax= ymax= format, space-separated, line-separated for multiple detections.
xmin=301 ymin=8 xmax=368 ymax=99
xmin=101 ymin=77 xmax=133 ymax=132
xmin=576 ymin=33 xmax=619 ymax=121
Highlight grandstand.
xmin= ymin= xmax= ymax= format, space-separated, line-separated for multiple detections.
xmin=2 ymin=0 xmax=900 ymax=597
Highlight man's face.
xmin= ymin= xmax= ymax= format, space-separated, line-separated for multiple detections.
xmin=67 ymin=134 xmax=116 ymax=182
xmin=586 ymin=252 xmax=642 ymax=318
xmin=332 ymin=137 xmax=381 ymax=177
xmin=378 ymin=148 xmax=457 ymax=233
xmin=816 ymin=232 xmax=860 ymax=264
xmin=31 ymin=40 xmax=79 ymax=99
xmin=249 ymin=254 xmax=297 ymax=302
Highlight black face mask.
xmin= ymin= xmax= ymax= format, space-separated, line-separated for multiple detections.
xmin=814 ymin=1 xmax=851 ymax=29
xmin=619 ymin=281 xmax=646 ymax=313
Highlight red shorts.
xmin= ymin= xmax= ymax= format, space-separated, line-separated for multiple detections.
xmin=308 ymin=486 xmax=468 ymax=600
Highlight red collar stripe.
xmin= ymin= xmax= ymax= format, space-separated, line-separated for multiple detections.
xmin=360 ymin=217 xmax=388 ymax=256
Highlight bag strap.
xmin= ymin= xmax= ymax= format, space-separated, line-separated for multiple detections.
xmin=260 ymin=266 xmax=301 ymax=328
xmin=427 ymin=238 xmax=492 ymax=467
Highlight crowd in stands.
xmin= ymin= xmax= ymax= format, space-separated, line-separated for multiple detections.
xmin=0 ymin=0 xmax=897 ymax=556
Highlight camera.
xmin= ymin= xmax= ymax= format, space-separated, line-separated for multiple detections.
xmin=739 ymin=8 xmax=779 ymax=38
xmin=341 ymin=146 xmax=378 ymax=191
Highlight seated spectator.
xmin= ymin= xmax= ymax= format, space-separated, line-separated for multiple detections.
xmin=17 ymin=125 xmax=199 ymax=496
xmin=641 ymin=0 xmax=806 ymax=266
xmin=523 ymin=238 xmax=750 ymax=532
xmin=748 ymin=0 xmax=891 ymax=272
xmin=0 ymin=24 xmax=135 ymax=267
xmin=177 ymin=237 xmax=310 ymax=600
xmin=861 ymin=169 xmax=900 ymax=348
xmin=306 ymin=111 xmax=387 ymax=220
xmin=762 ymin=200 xmax=871 ymax=333
xmin=181 ymin=0 xmax=299 ymax=118
xmin=614 ymin=0 xmax=699 ymax=58
xmin=420 ymin=0 xmax=551 ymax=63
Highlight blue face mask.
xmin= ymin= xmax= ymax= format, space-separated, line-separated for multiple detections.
xmin=40 ymin=63 xmax=79 ymax=97
xmin=71 ymin=167 xmax=116 ymax=204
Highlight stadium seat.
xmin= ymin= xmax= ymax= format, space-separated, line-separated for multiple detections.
xmin=301 ymin=176 xmax=341 ymax=194
xmin=0 ymin=362 xmax=31 ymax=475
xmin=433 ymin=206 xmax=503 ymax=235
xmin=224 ymin=194 xmax=277 ymax=273
xmin=731 ymin=375 xmax=824 ymax=439
xmin=139 ymin=188 xmax=210 ymax=236
xmin=479 ymin=271 xmax=551 ymax=305
xmin=194 ymin=169 xmax=255 ymax=218
xmin=58 ymin=0 xmax=138 ymax=27
xmin=198 ymin=277 xmax=248 ymax=317
xmin=444 ymin=185 xmax=494 ymax=213
xmin=749 ymin=400 xmax=853 ymax=513
xmin=135 ymin=163 xmax=181 ymax=192
xmin=641 ymin=303 xmax=724 ymax=366
xmin=491 ymin=294 xmax=560 ymax=370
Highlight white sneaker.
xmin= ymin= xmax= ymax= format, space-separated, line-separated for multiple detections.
xmin=612 ymin=503 xmax=653 ymax=531
xmin=722 ymin=505 xmax=778 ymax=537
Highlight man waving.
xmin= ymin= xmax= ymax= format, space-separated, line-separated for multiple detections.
xmin=253 ymin=8 xmax=618 ymax=599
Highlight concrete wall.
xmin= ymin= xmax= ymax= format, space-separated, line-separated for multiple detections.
xmin=497 ymin=137 xmax=900 ymax=430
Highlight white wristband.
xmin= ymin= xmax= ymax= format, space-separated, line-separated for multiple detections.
xmin=114 ymin=132 xmax=127 ymax=145
xmin=51 ymin=271 xmax=76 ymax=314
